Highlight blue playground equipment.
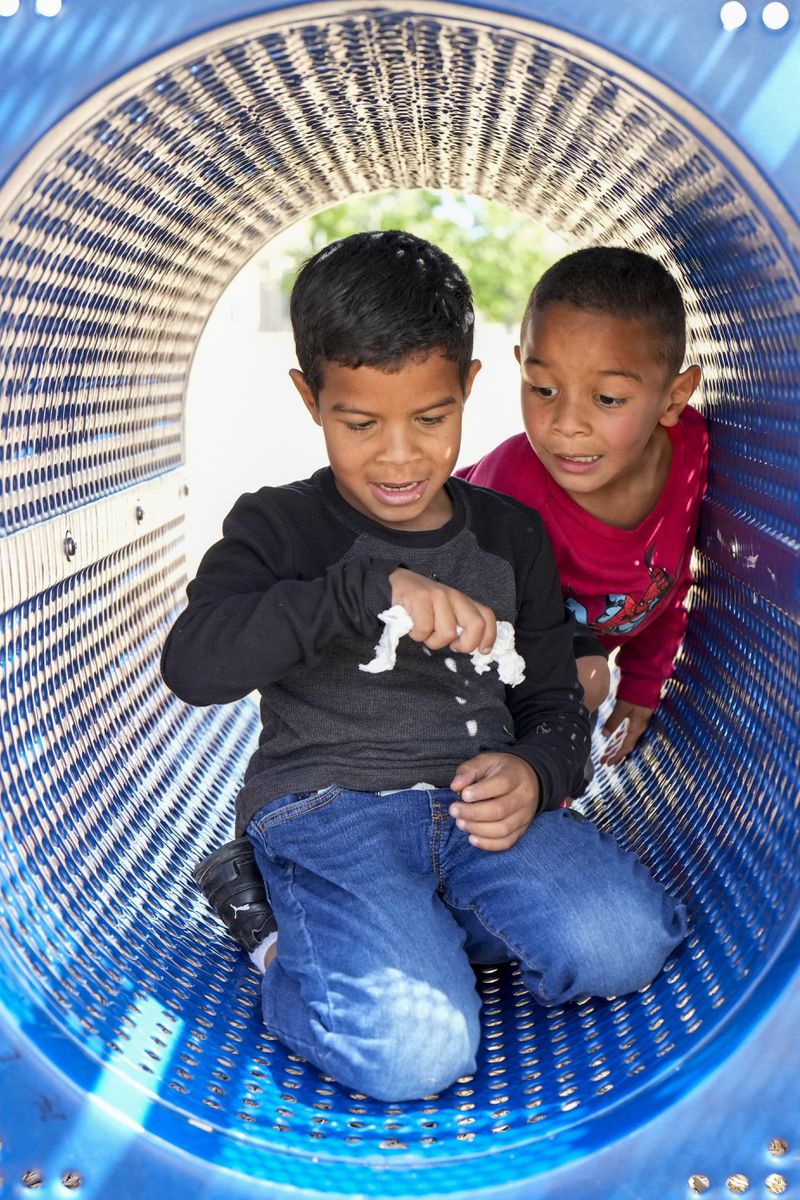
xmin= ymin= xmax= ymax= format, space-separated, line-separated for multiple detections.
xmin=0 ymin=0 xmax=798 ymax=1196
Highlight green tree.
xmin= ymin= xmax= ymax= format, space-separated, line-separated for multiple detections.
xmin=279 ymin=190 xmax=565 ymax=328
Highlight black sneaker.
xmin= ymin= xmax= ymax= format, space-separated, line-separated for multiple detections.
xmin=192 ymin=837 xmax=277 ymax=952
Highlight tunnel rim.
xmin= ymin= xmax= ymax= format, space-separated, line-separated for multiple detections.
xmin=0 ymin=0 xmax=798 ymax=1188
xmin=0 ymin=0 xmax=799 ymax=261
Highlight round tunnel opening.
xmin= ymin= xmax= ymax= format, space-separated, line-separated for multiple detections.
xmin=183 ymin=189 xmax=570 ymax=572
xmin=0 ymin=4 xmax=798 ymax=1193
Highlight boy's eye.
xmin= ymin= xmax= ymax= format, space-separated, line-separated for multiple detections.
xmin=597 ymin=394 xmax=626 ymax=408
xmin=346 ymin=420 xmax=375 ymax=432
xmin=418 ymin=414 xmax=446 ymax=426
xmin=530 ymin=386 xmax=557 ymax=399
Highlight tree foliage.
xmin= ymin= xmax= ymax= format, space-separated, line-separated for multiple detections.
xmin=279 ymin=190 xmax=565 ymax=328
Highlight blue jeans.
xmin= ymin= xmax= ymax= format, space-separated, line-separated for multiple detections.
xmin=246 ymin=787 xmax=687 ymax=1101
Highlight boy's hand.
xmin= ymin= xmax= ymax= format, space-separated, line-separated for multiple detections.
xmin=389 ymin=568 xmax=497 ymax=654
xmin=448 ymin=753 xmax=540 ymax=851
xmin=600 ymin=700 xmax=654 ymax=765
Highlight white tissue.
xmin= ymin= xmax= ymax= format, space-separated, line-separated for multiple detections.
xmin=359 ymin=605 xmax=416 ymax=673
xmin=470 ymin=621 xmax=526 ymax=686
xmin=359 ymin=605 xmax=525 ymax=686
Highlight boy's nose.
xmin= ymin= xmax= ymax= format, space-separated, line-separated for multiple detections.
xmin=551 ymin=395 xmax=592 ymax=436
xmin=375 ymin=428 xmax=423 ymax=464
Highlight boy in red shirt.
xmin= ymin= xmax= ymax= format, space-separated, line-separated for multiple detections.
xmin=461 ymin=246 xmax=708 ymax=768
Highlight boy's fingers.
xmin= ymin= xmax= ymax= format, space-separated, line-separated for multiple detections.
xmin=452 ymin=776 xmax=508 ymax=805
xmin=469 ymin=602 xmax=497 ymax=655
xmin=455 ymin=812 xmax=528 ymax=839
xmin=449 ymin=754 xmax=495 ymax=791
xmin=421 ymin=593 xmax=459 ymax=649
xmin=479 ymin=603 xmax=497 ymax=654
xmin=450 ymin=796 xmax=511 ymax=822
xmin=601 ymin=711 xmax=630 ymax=738
xmin=407 ymin=621 xmax=434 ymax=644
xmin=466 ymin=825 xmax=530 ymax=851
xmin=602 ymin=717 xmax=629 ymax=753
xmin=448 ymin=611 xmax=486 ymax=654
xmin=600 ymin=720 xmax=642 ymax=765
xmin=449 ymin=762 xmax=481 ymax=789
xmin=449 ymin=599 xmax=495 ymax=654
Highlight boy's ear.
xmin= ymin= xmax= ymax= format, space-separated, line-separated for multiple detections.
xmin=464 ymin=359 xmax=482 ymax=400
xmin=514 ymin=344 xmax=521 ymax=365
xmin=289 ymin=368 xmax=322 ymax=426
xmin=660 ymin=364 xmax=701 ymax=427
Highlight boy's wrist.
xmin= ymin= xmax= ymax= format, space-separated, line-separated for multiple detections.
xmin=366 ymin=559 xmax=405 ymax=617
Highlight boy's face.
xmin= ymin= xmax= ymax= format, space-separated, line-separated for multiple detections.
xmin=517 ymin=302 xmax=700 ymax=500
xmin=291 ymin=351 xmax=481 ymax=531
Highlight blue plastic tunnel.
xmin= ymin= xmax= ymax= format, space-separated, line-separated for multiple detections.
xmin=0 ymin=2 xmax=798 ymax=1197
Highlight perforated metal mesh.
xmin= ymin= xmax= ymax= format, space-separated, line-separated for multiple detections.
xmin=0 ymin=6 xmax=798 ymax=1194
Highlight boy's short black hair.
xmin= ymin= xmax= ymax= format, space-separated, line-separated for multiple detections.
xmin=522 ymin=246 xmax=687 ymax=375
xmin=290 ymin=230 xmax=475 ymax=397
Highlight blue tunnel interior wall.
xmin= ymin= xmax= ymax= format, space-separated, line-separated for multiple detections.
xmin=0 ymin=2 xmax=798 ymax=1197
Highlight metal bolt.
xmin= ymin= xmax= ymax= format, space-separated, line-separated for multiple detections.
xmin=62 ymin=1172 xmax=82 ymax=1190
xmin=182 ymin=483 xmax=190 ymax=498
xmin=766 ymin=1175 xmax=787 ymax=1196
xmin=63 ymin=532 xmax=77 ymax=560
xmin=689 ymin=1176 xmax=711 ymax=1195
xmin=135 ymin=504 xmax=144 ymax=524
xmin=726 ymin=1175 xmax=749 ymax=1194
xmin=22 ymin=1169 xmax=44 ymax=1188
xmin=768 ymin=1138 xmax=788 ymax=1157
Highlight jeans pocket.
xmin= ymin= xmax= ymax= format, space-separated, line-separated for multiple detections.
xmin=251 ymin=785 xmax=342 ymax=835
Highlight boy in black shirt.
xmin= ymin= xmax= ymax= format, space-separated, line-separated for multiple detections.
xmin=162 ymin=231 xmax=686 ymax=1101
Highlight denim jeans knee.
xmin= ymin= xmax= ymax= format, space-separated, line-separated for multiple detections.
xmin=310 ymin=965 xmax=482 ymax=1101
xmin=247 ymin=786 xmax=483 ymax=1101
xmin=545 ymin=857 xmax=688 ymax=1000
xmin=442 ymin=809 xmax=687 ymax=1006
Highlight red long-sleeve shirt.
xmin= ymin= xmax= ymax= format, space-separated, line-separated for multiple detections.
xmin=459 ymin=405 xmax=709 ymax=709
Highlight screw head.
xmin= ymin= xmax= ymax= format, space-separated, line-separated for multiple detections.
xmin=62 ymin=1172 xmax=82 ymax=1190
xmin=63 ymin=532 xmax=77 ymax=560
xmin=22 ymin=1169 xmax=44 ymax=1188
xmin=768 ymin=1138 xmax=788 ymax=1157
xmin=135 ymin=504 xmax=144 ymax=523
xmin=766 ymin=1175 xmax=787 ymax=1196
xmin=689 ymin=1176 xmax=710 ymax=1195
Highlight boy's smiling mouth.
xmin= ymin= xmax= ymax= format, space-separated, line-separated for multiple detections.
xmin=369 ymin=479 xmax=429 ymax=505
xmin=552 ymin=453 xmax=602 ymax=474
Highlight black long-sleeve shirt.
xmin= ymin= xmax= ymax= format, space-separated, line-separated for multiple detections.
xmin=161 ymin=469 xmax=590 ymax=835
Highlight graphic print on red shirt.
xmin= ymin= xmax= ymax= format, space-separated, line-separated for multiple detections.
xmin=565 ymin=544 xmax=677 ymax=636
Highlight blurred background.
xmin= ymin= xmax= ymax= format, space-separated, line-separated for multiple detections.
xmin=185 ymin=190 xmax=568 ymax=574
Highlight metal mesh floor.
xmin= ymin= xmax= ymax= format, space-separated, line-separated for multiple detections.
xmin=0 ymin=5 xmax=798 ymax=1196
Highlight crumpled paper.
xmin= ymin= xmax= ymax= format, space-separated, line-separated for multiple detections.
xmin=359 ymin=604 xmax=525 ymax=687
xmin=469 ymin=621 xmax=526 ymax=686
xmin=358 ymin=605 xmax=415 ymax=673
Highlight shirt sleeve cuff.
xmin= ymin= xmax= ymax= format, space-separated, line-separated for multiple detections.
xmin=615 ymin=673 xmax=664 ymax=710
xmin=363 ymin=559 xmax=401 ymax=618
xmin=573 ymin=631 xmax=608 ymax=659
xmin=503 ymin=745 xmax=584 ymax=813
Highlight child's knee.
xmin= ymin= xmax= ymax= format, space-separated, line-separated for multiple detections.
xmin=515 ymin=817 xmax=688 ymax=1003
xmin=577 ymin=654 xmax=611 ymax=712
xmin=575 ymin=891 xmax=685 ymax=998
xmin=324 ymin=968 xmax=481 ymax=1101
xmin=539 ymin=873 xmax=687 ymax=1003
xmin=358 ymin=1020 xmax=479 ymax=1101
